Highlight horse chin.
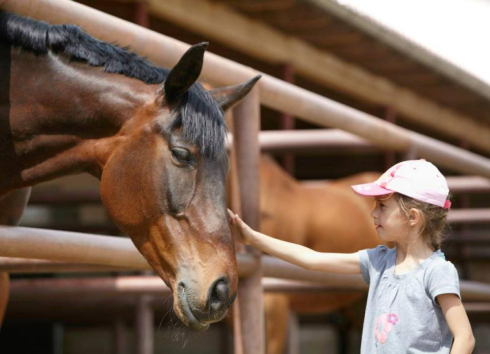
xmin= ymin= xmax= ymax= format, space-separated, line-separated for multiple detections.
xmin=175 ymin=289 xmax=210 ymax=331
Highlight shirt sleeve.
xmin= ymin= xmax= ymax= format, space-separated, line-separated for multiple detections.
xmin=427 ymin=261 xmax=461 ymax=306
xmin=359 ymin=245 xmax=389 ymax=285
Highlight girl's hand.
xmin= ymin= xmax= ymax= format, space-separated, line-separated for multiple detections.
xmin=227 ymin=209 xmax=255 ymax=245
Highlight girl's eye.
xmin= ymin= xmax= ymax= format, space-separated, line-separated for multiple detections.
xmin=171 ymin=148 xmax=191 ymax=162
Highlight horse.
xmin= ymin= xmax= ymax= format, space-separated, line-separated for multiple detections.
xmin=0 ymin=10 xmax=260 ymax=332
xmin=254 ymin=155 xmax=382 ymax=353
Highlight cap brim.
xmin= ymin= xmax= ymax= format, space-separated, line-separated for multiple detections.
xmin=351 ymin=183 xmax=394 ymax=197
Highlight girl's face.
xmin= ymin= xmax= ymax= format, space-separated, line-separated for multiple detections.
xmin=371 ymin=194 xmax=409 ymax=242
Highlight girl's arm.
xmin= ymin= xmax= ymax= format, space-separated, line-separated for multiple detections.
xmin=228 ymin=210 xmax=361 ymax=274
xmin=438 ymin=294 xmax=475 ymax=353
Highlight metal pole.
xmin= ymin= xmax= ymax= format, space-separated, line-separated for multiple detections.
xmin=448 ymin=209 xmax=490 ymax=224
xmin=136 ymin=295 xmax=154 ymax=354
xmin=0 ymin=226 xmax=150 ymax=268
xmin=134 ymin=0 xmax=149 ymax=28
xmin=0 ymin=272 xmax=7 ymax=329
xmin=446 ymin=176 xmax=490 ymax=193
xmin=280 ymin=64 xmax=295 ymax=175
xmin=384 ymin=106 xmax=397 ymax=169
xmin=7 ymin=276 xmax=490 ymax=302
xmin=233 ymin=87 xmax=265 ymax=354
xmin=113 ymin=319 xmax=128 ymax=354
xmin=0 ymin=257 xmax=135 ymax=273
xmin=225 ymin=129 xmax=378 ymax=154
xmin=0 ymin=250 xmax=257 ymax=276
xmin=286 ymin=312 xmax=300 ymax=354
xmin=52 ymin=322 xmax=64 ymax=354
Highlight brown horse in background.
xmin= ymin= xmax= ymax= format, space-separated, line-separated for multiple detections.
xmin=0 ymin=10 xmax=260 ymax=332
xmin=257 ymin=155 xmax=382 ymax=354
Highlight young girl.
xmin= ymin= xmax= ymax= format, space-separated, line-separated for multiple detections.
xmin=228 ymin=159 xmax=475 ymax=353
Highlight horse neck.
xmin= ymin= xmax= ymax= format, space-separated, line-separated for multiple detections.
xmin=1 ymin=48 xmax=155 ymax=193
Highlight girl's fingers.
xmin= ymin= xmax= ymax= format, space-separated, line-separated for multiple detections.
xmin=227 ymin=210 xmax=237 ymax=225
xmin=226 ymin=210 xmax=250 ymax=237
xmin=235 ymin=214 xmax=244 ymax=226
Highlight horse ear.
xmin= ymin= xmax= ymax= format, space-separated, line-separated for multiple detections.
xmin=209 ymin=75 xmax=262 ymax=111
xmin=163 ymin=42 xmax=208 ymax=103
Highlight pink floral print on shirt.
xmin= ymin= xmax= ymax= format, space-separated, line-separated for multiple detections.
xmin=374 ymin=312 xmax=399 ymax=344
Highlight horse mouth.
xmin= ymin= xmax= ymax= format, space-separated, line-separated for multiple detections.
xmin=176 ymin=288 xmax=210 ymax=331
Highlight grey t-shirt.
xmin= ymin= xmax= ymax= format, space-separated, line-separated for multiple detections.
xmin=358 ymin=245 xmax=460 ymax=353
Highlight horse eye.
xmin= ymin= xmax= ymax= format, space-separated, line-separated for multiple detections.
xmin=171 ymin=148 xmax=191 ymax=162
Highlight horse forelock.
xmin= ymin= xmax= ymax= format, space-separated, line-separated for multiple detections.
xmin=167 ymin=83 xmax=228 ymax=162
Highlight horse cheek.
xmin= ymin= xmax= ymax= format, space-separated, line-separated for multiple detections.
xmin=100 ymin=153 xmax=146 ymax=232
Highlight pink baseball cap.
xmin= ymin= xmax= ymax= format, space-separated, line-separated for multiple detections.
xmin=351 ymin=159 xmax=451 ymax=209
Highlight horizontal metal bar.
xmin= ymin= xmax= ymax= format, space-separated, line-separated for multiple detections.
xmin=463 ymin=303 xmax=490 ymax=313
xmin=0 ymin=226 xmax=150 ymax=269
xmin=226 ymin=130 xmax=379 ymax=154
xmin=448 ymin=209 xmax=490 ymax=224
xmin=2 ymin=234 xmax=490 ymax=274
xmin=8 ymin=277 xmax=363 ymax=299
xmin=0 ymin=257 xmax=134 ymax=273
xmin=2 ymin=224 xmax=490 ymax=278
xmin=8 ymin=276 xmax=490 ymax=302
xmin=446 ymin=176 xmax=490 ymax=193
xmin=0 ymin=226 xmax=257 ymax=277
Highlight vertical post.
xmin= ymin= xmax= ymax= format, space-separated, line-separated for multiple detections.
xmin=286 ymin=312 xmax=299 ymax=354
xmin=136 ymin=295 xmax=154 ymax=354
xmin=134 ymin=0 xmax=149 ymax=28
xmin=281 ymin=64 xmax=295 ymax=175
xmin=232 ymin=86 xmax=264 ymax=354
xmin=226 ymin=111 xmax=245 ymax=354
xmin=404 ymin=145 xmax=418 ymax=161
xmin=0 ymin=272 xmax=8 ymax=332
xmin=113 ymin=318 xmax=128 ymax=354
xmin=52 ymin=322 xmax=64 ymax=354
xmin=459 ymin=140 xmax=470 ymax=279
xmin=384 ymin=107 xmax=397 ymax=168
xmin=233 ymin=297 xmax=244 ymax=354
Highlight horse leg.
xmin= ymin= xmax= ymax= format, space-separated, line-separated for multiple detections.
xmin=264 ymin=293 xmax=290 ymax=354
xmin=0 ymin=187 xmax=32 ymax=331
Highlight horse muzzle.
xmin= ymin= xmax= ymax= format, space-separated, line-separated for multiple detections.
xmin=175 ymin=277 xmax=236 ymax=331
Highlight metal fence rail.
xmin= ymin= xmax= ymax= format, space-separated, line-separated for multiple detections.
xmin=7 ymin=276 xmax=490 ymax=303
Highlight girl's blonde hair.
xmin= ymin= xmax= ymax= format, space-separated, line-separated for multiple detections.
xmin=393 ymin=193 xmax=450 ymax=250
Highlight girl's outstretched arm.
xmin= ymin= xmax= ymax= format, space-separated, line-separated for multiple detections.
xmin=228 ymin=209 xmax=361 ymax=274
xmin=438 ymin=294 xmax=475 ymax=353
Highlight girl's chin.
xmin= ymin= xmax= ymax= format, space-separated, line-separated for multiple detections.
xmin=377 ymin=233 xmax=396 ymax=244
xmin=376 ymin=229 xmax=390 ymax=239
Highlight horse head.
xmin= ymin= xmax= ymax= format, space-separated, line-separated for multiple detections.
xmin=98 ymin=43 xmax=260 ymax=330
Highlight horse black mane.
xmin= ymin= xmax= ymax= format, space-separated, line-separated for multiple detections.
xmin=0 ymin=11 xmax=226 ymax=158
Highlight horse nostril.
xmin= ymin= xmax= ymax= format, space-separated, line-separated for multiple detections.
xmin=209 ymin=278 xmax=229 ymax=311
